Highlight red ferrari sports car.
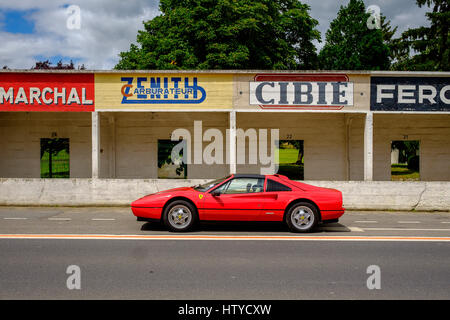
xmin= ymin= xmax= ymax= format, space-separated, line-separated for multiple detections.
xmin=131 ymin=174 xmax=344 ymax=233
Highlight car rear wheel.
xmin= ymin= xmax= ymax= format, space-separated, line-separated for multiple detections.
xmin=285 ymin=202 xmax=319 ymax=233
xmin=163 ymin=200 xmax=197 ymax=232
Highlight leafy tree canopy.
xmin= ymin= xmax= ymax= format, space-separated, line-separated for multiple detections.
xmin=391 ymin=0 xmax=449 ymax=71
xmin=318 ymin=0 xmax=391 ymax=70
xmin=115 ymin=0 xmax=321 ymax=70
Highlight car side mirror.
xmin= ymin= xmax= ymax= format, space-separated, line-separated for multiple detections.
xmin=211 ymin=190 xmax=221 ymax=197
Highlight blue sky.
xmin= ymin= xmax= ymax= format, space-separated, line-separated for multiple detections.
xmin=0 ymin=0 xmax=429 ymax=69
xmin=0 ymin=9 xmax=36 ymax=34
xmin=1 ymin=9 xmax=80 ymax=67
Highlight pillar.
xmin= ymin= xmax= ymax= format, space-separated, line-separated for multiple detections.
xmin=364 ymin=112 xmax=373 ymax=181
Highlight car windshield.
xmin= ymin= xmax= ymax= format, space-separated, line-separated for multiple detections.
xmin=193 ymin=176 xmax=230 ymax=192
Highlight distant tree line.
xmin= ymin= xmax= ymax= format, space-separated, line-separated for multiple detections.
xmin=2 ymin=60 xmax=86 ymax=70
xmin=32 ymin=60 xmax=86 ymax=70
xmin=115 ymin=0 xmax=448 ymax=71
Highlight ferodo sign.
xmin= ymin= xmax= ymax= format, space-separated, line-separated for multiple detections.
xmin=0 ymin=73 xmax=95 ymax=112
xmin=371 ymin=77 xmax=450 ymax=111
xmin=249 ymin=74 xmax=353 ymax=110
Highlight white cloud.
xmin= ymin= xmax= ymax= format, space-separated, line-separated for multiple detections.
xmin=0 ymin=0 xmax=433 ymax=68
xmin=0 ymin=0 xmax=160 ymax=69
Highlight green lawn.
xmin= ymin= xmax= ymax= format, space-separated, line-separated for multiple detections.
xmin=277 ymin=147 xmax=303 ymax=180
xmin=278 ymin=148 xmax=299 ymax=164
xmin=41 ymin=149 xmax=70 ymax=178
xmin=391 ymin=164 xmax=419 ymax=181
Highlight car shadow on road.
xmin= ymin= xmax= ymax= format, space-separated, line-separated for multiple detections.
xmin=140 ymin=221 xmax=352 ymax=233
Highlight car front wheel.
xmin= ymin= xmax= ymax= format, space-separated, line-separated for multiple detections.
xmin=285 ymin=202 xmax=319 ymax=233
xmin=163 ymin=200 xmax=197 ymax=232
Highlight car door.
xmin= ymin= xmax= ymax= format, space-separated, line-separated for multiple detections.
xmin=201 ymin=177 xmax=266 ymax=221
xmin=259 ymin=178 xmax=294 ymax=221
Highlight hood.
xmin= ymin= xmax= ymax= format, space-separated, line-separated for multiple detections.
xmin=131 ymin=186 xmax=195 ymax=207
xmin=157 ymin=187 xmax=193 ymax=194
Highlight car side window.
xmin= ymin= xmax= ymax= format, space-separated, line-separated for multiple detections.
xmin=213 ymin=180 xmax=231 ymax=194
xmin=266 ymin=179 xmax=292 ymax=192
xmin=221 ymin=178 xmax=265 ymax=194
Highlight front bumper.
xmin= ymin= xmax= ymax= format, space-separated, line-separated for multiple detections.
xmin=131 ymin=206 xmax=162 ymax=220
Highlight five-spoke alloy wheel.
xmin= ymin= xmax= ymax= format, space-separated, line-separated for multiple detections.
xmin=285 ymin=202 xmax=319 ymax=233
xmin=163 ymin=200 xmax=197 ymax=232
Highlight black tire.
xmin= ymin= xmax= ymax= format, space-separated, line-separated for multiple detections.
xmin=285 ymin=202 xmax=319 ymax=233
xmin=162 ymin=200 xmax=197 ymax=232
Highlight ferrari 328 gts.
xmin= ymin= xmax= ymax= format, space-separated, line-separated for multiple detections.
xmin=131 ymin=174 xmax=344 ymax=233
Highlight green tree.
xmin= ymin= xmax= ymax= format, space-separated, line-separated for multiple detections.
xmin=40 ymin=138 xmax=70 ymax=178
xmin=391 ymin=141 xmax=420 ymax=171
xmin=391 ymin=141 xmax=419 ymax=163
xmin=115 ymin=0 xmax=320 ymax=70
xmin=381 ymin=15 xmax=398 ymax=65
xmin=157 ymin=140 xmax=186 ymax=177
xmin=391 ymin=0 xmax=449 ymax=71
xmin=318 ymin=0 xmax=391 ymax=70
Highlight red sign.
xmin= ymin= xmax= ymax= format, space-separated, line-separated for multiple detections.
xmin=250 ymin=73 xmax=352 ymax=110
xmin=0 ymin=73 xmax=95 ymax=112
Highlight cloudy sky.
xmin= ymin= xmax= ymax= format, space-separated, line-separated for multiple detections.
xmin=0 ymin=0 xmax=429 ymax=70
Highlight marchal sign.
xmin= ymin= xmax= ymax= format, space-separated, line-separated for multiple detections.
xmin=0 ymin=73 xmax=94 ymax=112
xmin=250 ymin=74 xmax=353 ymax=110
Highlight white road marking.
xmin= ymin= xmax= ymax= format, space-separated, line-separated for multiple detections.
xmin=354 ymin=220 xmax=378 ymax=223
xmin=321 ymin=226 xmax=364 ymax=232
xmin=48 ymin=218 xmax=72 ymax=221
xmin=3 ymin=217 xmax=28 ymax=220
xmin=0 ymin=234 xmax=449 ymax=242
xmin=363 ymin=227 xmax=450 ymax=232
xmin=91 ymin=218 xmax=116 ymax=221
xmin=397 ymin=221 xmax=421 ymax=224
xmin=441 ymin=222 xmax=450 ymax=224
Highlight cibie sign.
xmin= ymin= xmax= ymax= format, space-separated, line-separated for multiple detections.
xmin=249 ymin=74 xmax=353 ymax=110
xmin=120 ymin=76 xmax=206 ymax=104
xmin=0 ymin=73 xmax=94 ymax=112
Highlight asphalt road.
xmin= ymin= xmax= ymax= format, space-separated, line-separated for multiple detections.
xmin=1 ymin=206 xmax=450 ymax=236
xmin=0 ymin=207 xmax=449 ymax=300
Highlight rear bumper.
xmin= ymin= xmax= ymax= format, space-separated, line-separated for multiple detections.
xmin=321 ymin=209 xmax=345 ymax=221
xmin=131 ymin=206 xmax=162 ymax=220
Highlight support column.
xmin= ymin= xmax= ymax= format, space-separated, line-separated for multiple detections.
xmin=364 ymin=112 xmax=373 ymax=181
xmin=108 ymin=115 xmax=116 ymax=178
xmin=345 ymin=114 xmax=353 ymax=181
xmin=229 ymin=111 xmax=236 ymax=174
xmin=92 ymin=111 xmax=100 ymax=179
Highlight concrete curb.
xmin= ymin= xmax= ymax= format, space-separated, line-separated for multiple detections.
xmin=0 ymin=178 xmax=449 ymax=211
